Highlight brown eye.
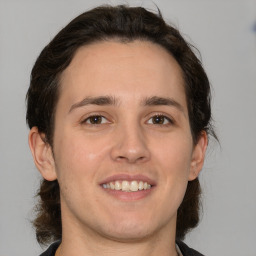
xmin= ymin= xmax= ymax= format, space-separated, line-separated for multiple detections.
xmin=148 ymin=115 xmax=172 ymax=125
xmin=84 ymin=115 xmax=108 ymax=124
xmin=89 ymin=116 xmax=102 ymax=124
xmin=152 ymin=115 xmax=165 ymax=124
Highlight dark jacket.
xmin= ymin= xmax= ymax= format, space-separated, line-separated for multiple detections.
xmin=177 ymin=240 xmax=204 ymax=256
xmin=40 ymin=240 xmax=204 ymax=256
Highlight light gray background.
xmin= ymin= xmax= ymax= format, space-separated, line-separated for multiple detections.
xmin=0 ymin=0 xmax=255 ymax=255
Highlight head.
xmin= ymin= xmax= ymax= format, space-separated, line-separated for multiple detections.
xmin=26 ymin=5 xmax=215 ymax=245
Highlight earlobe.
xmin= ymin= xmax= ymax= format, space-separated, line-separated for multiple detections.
xmin=189 ymin=131 xmax=208 ymax=181
xmin=28 ymin=127 xmax=57 ymax=181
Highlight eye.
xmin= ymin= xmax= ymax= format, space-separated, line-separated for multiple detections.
xmin=147 ymin=115 xmax=173 ymax=125
xmin=82 ymin=115 xmax=109 ymax=125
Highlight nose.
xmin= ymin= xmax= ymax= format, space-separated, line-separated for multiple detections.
xmin=110 ymin=123 xmax=150 ymax=164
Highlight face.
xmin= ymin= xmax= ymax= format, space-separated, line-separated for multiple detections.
xmin=31 ymin=40 xmax=207 ymax=242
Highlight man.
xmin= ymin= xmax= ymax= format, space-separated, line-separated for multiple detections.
xmin=27 ymin=5 xmax=215 ymax=256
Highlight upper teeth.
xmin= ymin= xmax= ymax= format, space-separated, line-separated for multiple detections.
xmin=102 ymin=181 xmax=151 ymax=192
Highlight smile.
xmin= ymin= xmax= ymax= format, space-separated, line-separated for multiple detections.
xmin=102 ymin=180 xmax=152 ymax=192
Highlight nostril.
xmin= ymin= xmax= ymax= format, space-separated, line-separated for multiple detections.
xmin=115 ymin=155 xmax=146 ymax=163
xmin=117 ymin=156 xmax=126 ymax=160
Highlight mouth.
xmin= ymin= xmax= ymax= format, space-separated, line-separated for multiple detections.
xmin=99 ymin=174 xmax=155 ymax=200
xmin=102 ymin=180 xmax=152 ymax=192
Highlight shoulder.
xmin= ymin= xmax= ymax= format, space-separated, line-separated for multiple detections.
xmin=39 ymin=241 xmax=60 ymax=256
xmin=176 ymin=241 xmax=205 ymax=256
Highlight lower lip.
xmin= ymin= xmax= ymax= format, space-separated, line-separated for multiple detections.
xmin=101 ymin=187 xmax=155 ymax=201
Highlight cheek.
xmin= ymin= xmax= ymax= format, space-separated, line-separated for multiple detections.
xmin=151 ymin=133 xmax=193 ymax=207
xmin=53 ymin=135 xmax=105 ymax=207
xmin=155 ymin=139 xmax=192 ymax=206
xmin=53 ymin=131 xmax=111 ymax=180
xmin=152 ymin=135 xmax=193 ymax=174
xmin=53 ymin=137 xmax=86 ymax=180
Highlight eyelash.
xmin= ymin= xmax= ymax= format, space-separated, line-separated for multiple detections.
xmin=147 ymin=114 xmax=174 ymax=126
xmin=81 ymin=115 xmax=109 ymax=125
xmin=81 ymin=113 xmax=174 ymax=126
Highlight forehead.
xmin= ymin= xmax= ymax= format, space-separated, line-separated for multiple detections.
xmin=59 ymin=40 xmax=186 ymax=108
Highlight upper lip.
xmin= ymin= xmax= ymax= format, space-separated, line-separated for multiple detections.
xmin=99 ymin=174 xmax=156 ymax=186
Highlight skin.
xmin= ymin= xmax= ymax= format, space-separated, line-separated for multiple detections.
xmin=29 ymin=40 xmax=207 ymax=256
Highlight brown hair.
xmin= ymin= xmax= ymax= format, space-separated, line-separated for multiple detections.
xmin=26 ymin=5 xmax=216 ymax=244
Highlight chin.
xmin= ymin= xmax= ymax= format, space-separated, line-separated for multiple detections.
xmin=97 ymin=215 xmax=162 ymax=242
xmin=103 ymin=225 xmax=154 ymax=242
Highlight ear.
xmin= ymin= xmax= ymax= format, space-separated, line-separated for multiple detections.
xmin=189 ymin=131 xmax=208 ymax=181
xmin=28 ymin=127 xmax=57 ymax=181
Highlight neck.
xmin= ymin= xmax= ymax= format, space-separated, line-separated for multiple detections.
xmin=58 ymin=238 xmax=179 ymax=256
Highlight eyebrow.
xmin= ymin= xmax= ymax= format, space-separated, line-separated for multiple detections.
xmin=142 ymin=96 xmax=184 ymax=113
xmin=69 ymin=95 xmax=184 ymax=113
xmin=69 ymin=96 xmax=118 ymax=113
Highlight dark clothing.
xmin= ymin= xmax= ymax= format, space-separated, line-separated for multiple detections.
xmin=40 ymin=240 xmax=204 ymax=256
xmin=177 ymin=240 xmax=205 ymax=256
xmin=40 ymin=241 xmax=60 ymax=256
